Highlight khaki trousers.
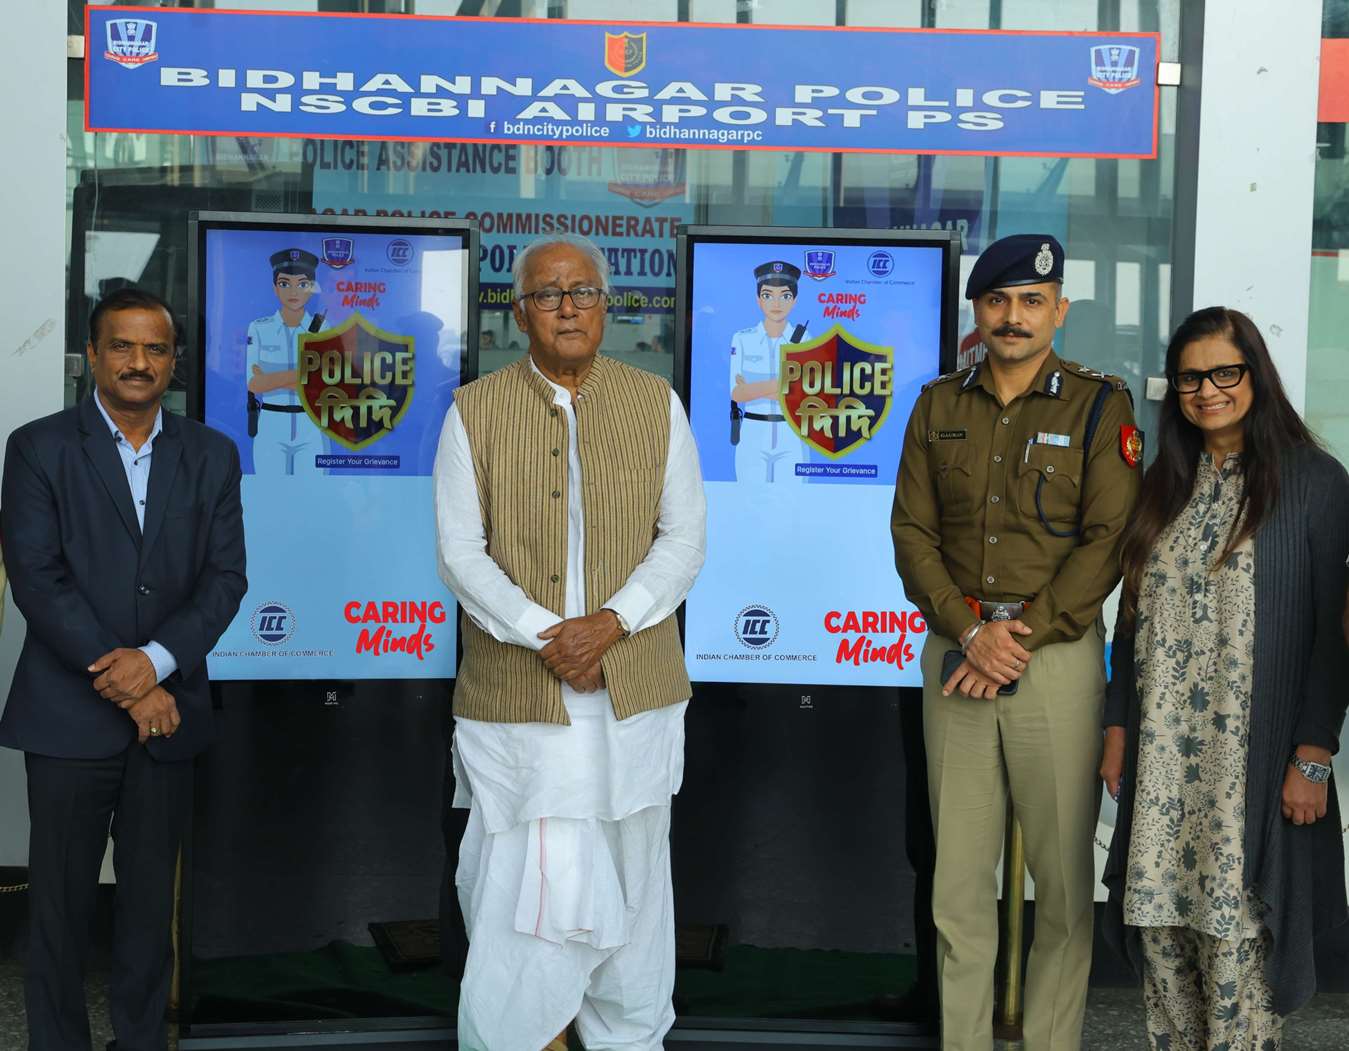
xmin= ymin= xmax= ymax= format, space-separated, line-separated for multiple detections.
xmin=922 ymin=626 xmax=1105 ymax=1051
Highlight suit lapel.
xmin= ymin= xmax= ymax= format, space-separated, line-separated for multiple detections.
xmin=140 ymin=414 xmax=182 ymax=568
xmin=78 ymin=396 xmax=141 ymax=546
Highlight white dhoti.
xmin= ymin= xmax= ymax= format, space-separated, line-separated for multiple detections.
xmin=452 ymin=694 xmax=687 ymax=1051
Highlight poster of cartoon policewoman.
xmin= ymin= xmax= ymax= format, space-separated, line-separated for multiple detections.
xmin=192 ymin=213 xmax=478 ymax=681
xmin=676 ymin=227 xmax=960 ymax=688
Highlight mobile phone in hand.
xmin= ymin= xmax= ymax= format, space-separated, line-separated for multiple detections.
xmin=941 ymin=648 xmax=1018 ymax=696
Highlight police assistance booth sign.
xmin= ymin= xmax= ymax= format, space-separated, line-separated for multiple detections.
xmin=88 ymin=7 xmax=1159 ymax=159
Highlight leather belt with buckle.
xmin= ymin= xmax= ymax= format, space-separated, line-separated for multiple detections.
xmin=260 ymin=403 xmax=305 ymax=413
xmin=744 ymin=411 xmax=786 ymax=422
xmin=964 ymin=596 xmax=1027 ymax=622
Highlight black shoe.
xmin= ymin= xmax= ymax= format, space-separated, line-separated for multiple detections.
xmin=872 ymin=984 xmax=939 ymax=1031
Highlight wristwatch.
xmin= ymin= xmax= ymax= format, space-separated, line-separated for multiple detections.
xmin=1289 ymin=752 xmax=1332 ymax=784
xmin=603 ymin=607 xmax=631 ymax=639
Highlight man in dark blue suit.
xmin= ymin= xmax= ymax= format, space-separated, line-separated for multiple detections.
xmin=1 ymin=287 xmax=246 ymax=1050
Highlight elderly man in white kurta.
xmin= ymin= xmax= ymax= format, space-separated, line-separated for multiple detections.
xmin=433 ymin=233 xmax=706 ymax=1051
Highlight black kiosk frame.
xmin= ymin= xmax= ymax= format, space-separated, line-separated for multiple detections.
xmin=180 ymin=212 xmax=478 ymax=1049
xmin=666 ymin=225 xmax=960 ymax=1049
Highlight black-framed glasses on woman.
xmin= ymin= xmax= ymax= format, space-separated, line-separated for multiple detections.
xmin=1168 ymin=363 xmax=1250 ymax=394
xmin=519 ymin=286 xmax=605 ymax=311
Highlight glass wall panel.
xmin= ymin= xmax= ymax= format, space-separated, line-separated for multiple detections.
xmin=688 ymin=0 xmax=740 ymax=22
xmin=568 ymin=0 xmax=679 ymax=18
xmin=846 ymin=0 xmax=924 ymax=27
xmin=1311 ymin=1 xmax=1349 ymax=463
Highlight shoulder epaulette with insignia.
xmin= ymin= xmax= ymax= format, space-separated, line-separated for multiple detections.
xmin=921 ymin=365 xmax=975 ymax=393
xmin=253 ymin=316 xmax=272 ymax=325
xmin=1059 ymin=359 xmax=1129 ymax=391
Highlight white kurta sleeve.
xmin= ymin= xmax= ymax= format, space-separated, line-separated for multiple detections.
xmin=433 ymin=402 xmax=562 ymax=651
xmin=600 ymin=390 xmax=707 ymax=634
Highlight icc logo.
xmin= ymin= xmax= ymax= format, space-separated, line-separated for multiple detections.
xmin=734 ymin=605 xmax=779 ymax=650
xmin=104 ymin=18 xmax=158 ymax=68
xmin=387 ymin=239 xmax=413 ymax=266
xmin=250 ymin=602 xmax=295 ymax=646
xmin=867 ymin=251 xmax=894 ymax=278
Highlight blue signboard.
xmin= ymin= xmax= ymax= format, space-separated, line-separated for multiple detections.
xmin=87 ymin=7 xmax=1159 ymax=158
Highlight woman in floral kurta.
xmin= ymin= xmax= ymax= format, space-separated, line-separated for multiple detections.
xmin=1100 ymin=307 xmax=1349 ymax=1051
xmin=1124 ymin=452 xmax=1274 ymax=1045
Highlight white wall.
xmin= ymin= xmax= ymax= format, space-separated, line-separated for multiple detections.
xmin=0 ymin=5 xmax=68 ymax=867
xmin=1188 ymin=0 xmax=1322 ymax=411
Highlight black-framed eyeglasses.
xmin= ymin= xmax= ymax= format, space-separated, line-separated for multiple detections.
xmin=1168 ymin=363 xmax=1250 ymax=394
xmin=519 ymin=286 xmax=605 ymax=311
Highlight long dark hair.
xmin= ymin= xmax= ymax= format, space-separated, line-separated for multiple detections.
xmin=1119 ymin=307 xmax=1318 ymax=624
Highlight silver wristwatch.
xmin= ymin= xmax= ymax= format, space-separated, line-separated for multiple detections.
xmin=1289 ymin=753 xmax=1332 ymax=784
xmin=604 ymin=607 xmax=631 ymax=639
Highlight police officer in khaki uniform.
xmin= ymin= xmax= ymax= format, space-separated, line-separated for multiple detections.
xmin=891 ymin=234 xmax=1141 ymax=1051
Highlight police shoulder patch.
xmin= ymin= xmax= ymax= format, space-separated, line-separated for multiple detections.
xmin=921 ymin=366 xmax=974 ymax=394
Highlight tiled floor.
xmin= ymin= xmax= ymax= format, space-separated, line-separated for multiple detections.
xmin=1 ymin=959 xmax=1346 ymax=1049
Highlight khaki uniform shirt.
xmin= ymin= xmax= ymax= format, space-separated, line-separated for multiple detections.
xmin=891 ymin=350 xmax=1141 ymax=651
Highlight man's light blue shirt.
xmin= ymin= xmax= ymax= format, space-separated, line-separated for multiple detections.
xmin=93 ymin=392 xmax=178 ymax=684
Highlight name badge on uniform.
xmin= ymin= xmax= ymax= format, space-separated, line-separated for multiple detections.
xmin=929 ymin=429 xmax=967 ymax=442
xmin=1034 ymin=432 xmax=1071 ymax=447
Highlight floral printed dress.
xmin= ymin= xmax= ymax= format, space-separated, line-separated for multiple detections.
xmin=1124 ymin=452 xmax=1262 ymax=940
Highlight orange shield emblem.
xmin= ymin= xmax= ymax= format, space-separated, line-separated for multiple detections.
xmin=604 ymin=32 xmax=647 ymax=78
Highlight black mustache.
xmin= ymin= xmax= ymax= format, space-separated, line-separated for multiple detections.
xmin=993 ymin=325 xmax=1033 ymax=338
xmin=119 ymin=372 xmax=155 ymax=382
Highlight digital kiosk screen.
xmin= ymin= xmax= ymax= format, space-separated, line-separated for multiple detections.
xmin=679 ymin=228 xmax=958 ymax=688
xmin=194 ymin=214 xmax=476 ymax=681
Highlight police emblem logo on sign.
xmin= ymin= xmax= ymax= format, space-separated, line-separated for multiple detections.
xmin=321 ymin=237 xmax=355 ymax=270
xmin=296 ymin=312 xmax=416 ymax=451
xmin=608 ymin=149 xmax=686 ymax=206
xmin=804 ymin=250 xmax=837 ymax=281
xmin=1088 ymin=44 xmax=1142 ymax=94
xmin=603 ymin=31 xmax=647 ymax=78
xmin=104 ymin=18 xmax=158 ymax=68
xmin=778 ymin=324 xmax=895 ymax=459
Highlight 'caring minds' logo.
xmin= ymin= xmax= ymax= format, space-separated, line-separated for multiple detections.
xmin=105 ymin=18 xmax=158 ymax=69
xmin=250 ymin=602 xmax=295 ymax=646
xmin=734 ymin=605 xmax=779 ymax=650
